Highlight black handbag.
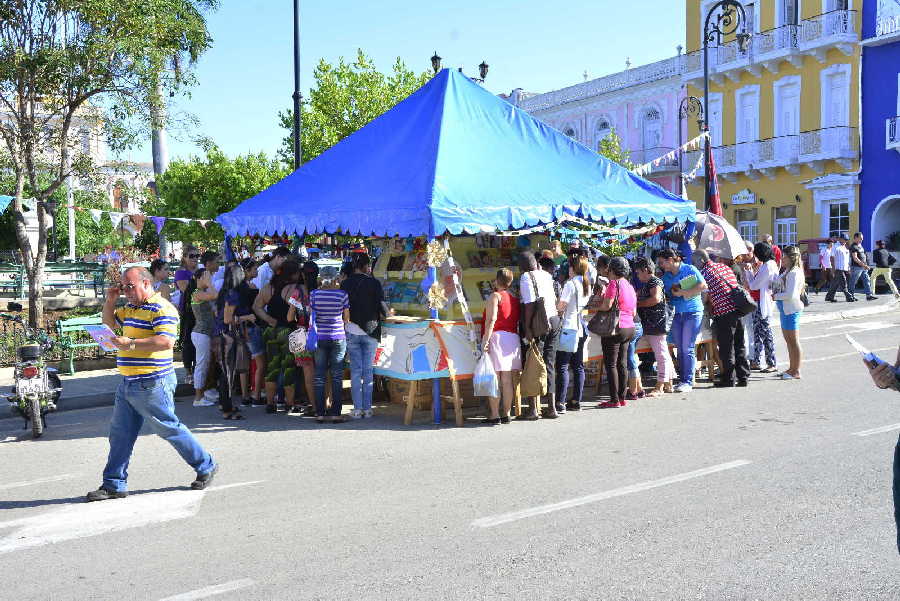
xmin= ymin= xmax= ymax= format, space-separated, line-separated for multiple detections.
xmin=521 ymin=271 xmax=550 ymax=340
xmin=729 ymin=284 xmax=757 ymax=317
xmin=587 ymin=280 xmax=620 ymax=337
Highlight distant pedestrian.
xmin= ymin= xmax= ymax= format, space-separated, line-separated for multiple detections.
xmin=190 ymin=252 xmax=220 ymax=407
xmin=872 ymin=240 xmax=899 ymax=300
xmin=743 ymin=242 xmax=779 ymax=373
xmin=848 ymin=232 xmax=877 ymax=301
xmin=763 ymin=234 xmax=782 ymax=267
xmin=694 ymin=250 xmax=750 ymax=388
xmin=659 ymin=248 xmax=707 ymax=393
xmin=309 ymin=277 xmax=350 ymax=423
xmin=773 ymin=246 xmax=805 ymax=380
xmin=633 ymin=257 xmax=674 ymax=396
xmin=596 ymin=257 xmax=637 ymax=408
xmin=252 ymin=246 xmax=291 ymax=291
xmin=480 ymin=268 xmax=521 ymax=424
xmin=342 ymin=254 xmax=388 ymax=419
xmin=815 ymin=239 xmax=834 ymax=293
xmin=87 ymin=267 xmax=217 ymax=502
xmin=174 ymin=245 xmax=200 ymax=384
xmin=825 ymin=234 xmax=855 ymax=303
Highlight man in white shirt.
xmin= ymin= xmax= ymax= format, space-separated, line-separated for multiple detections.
xmin=517 ymin=252 xmax=560 ymax=420
xmin=252 ymin=246 xmax=291 ymax=290
xmin=825 ymin=235 xmax=855 ymax=302
xmin=814 ymin=239 xmax=834 ymax=293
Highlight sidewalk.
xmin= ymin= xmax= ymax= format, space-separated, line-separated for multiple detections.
xmin=0 ymin=296 xmax=896 ymax=420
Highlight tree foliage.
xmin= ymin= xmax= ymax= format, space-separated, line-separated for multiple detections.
xmin=278 ymin=50 xmax=431 ymax=165
xmin=143 ymin=144 xmax=288 ymax=248
xmin=0 ymin=0 xmax=217 ymax=325
xmin=597 ymin=128 xmax=634 ymax=170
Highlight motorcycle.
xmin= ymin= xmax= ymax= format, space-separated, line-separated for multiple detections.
xmin=2 ymin=302 xmax=63 ymax=438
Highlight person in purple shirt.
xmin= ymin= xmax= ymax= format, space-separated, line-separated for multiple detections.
xmin=309 ymin=277 xmax=350 ymax=423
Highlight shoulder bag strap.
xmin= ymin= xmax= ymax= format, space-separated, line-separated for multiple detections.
xmin=527 ymin=271 xmax=540 ymax=300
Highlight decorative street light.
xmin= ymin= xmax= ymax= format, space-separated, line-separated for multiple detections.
xmin=431 ymin=51 xmax=442 ymax=74
xmin=43 ymin=199 xmax=58 ymax=262
xmin=429 ymin=53 xmax=488 ymax=83
xmin=702 ymin=0 xmax=751 ymax=210
xmin=292 ymin=0 xmax=302 ymax=171
xmin=678 ymin=95 xmax=704 ymax=197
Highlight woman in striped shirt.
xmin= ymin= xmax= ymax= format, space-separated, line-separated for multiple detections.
xmin=309 ymin=277 xmax=350 ymax=423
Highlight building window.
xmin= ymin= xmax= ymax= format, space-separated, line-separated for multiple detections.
xmin=827 ymin=202 xmax=849 ymax=238
xmin=642 ymin=108 xmax=662 ymax=151
xmin=736 ymin=208 xmax=758 ymax=242
xmin=773 ymin=205 xmax=798 ymax=246
xmin=595 ymin=118 xmax=611 ymax=149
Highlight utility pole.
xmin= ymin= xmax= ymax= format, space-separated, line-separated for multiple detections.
xmin=152 ymin=81 xmax=170 ymax=258
xmin=292 ymin=0 xmax=302 ymax=170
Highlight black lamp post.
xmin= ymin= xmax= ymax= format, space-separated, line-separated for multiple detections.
xmin=430 ymin=53 xmax=488 ymax=83
xmin=292 ymin=0 xmax=302 ymax=171
xmin=43 ymin=199 xmax=58 ymax=262
xmin=702 ymin=1 xmax=750 ymax=210
xmin=678 ymin=95 xmax=704 ymax=197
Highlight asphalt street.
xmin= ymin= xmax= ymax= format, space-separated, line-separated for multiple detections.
xmin=2 ymin=311 xmax=900 ymax=600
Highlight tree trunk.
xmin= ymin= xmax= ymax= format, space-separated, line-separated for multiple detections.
xmin=26 ymin=264 xmax=44 ymax=328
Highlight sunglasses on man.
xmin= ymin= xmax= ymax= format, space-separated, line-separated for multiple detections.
xmin=188 ymin=253 xmax=201 ymax=259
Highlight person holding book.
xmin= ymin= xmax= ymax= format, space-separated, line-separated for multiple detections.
xmin=865 ymin=345 xmax=900 ymax=554
xmin=658 ymin=248 xmax=707 ymax=393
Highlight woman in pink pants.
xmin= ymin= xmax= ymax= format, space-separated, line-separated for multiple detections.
xmin=633 ymin=258 xmax=674 ymax=396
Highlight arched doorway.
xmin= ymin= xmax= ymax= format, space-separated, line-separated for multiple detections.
xmin=871 ymin=195 xmax=900 ymax=258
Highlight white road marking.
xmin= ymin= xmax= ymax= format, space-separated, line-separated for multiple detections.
xmin=802 ymin=323 xmax=899 ymax=341
xmin=0 ymin=474 xmax=79 ymax=491
xmin=0 ymin=480 xmax=263 ymax=555
xmin=775 ymin=346 xmax=896 ymax=367
xmin=158 ymin=579 xmax=255 ymax=601
xmin=852 ymin=423 xmax=900 ymax=437
xmin=471 ymin=460 xmax=752 ymax=528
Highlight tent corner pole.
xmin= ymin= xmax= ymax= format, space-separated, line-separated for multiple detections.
xmin=428 ymin=234 xmax=442 ymax=425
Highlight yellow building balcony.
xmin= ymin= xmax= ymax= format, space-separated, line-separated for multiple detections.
xmin=683 ymin=9 xmax=858 ymax=84
xmin=682 ymin=126 xmax=857 ymax=182
xmin=887 ymin=117 xmax=900 ymax=154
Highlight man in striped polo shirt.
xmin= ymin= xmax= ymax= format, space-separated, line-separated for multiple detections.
xmin=86 ymin=267 xmax=217 ymax=502
xmin=694 ymin=250 xmax=751 ymax=389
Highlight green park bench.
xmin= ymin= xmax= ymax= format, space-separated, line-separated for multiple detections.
xmin=55 ymin=313 xmax=109 ymax=375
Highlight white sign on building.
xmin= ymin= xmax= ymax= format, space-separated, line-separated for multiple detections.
xmin=732 ymin=188 xmax=756 ymax=205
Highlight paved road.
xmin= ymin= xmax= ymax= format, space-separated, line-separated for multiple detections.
xmin=2 ymin=312 xmax=899 ymax=600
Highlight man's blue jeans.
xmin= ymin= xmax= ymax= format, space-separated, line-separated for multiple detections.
xmin=849 ymin=266 xmax=873 ymax=296
xmin=103 ymin=372 xmax=215 ymax=493
xmin=627 ymin=321 xmax=644 ymax=379
xmin=314 ymin=338 xmax=347 ymax=416
xmin=671 ymin=311 xmax=703 ymax=387
xmin=347 ymin=333 xmax=378 ymax=412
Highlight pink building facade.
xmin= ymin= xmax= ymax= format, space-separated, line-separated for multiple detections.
xmin=506 ymin=55 xmax=690 ymax=195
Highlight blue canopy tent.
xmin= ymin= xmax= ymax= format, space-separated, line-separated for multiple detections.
xmin=216 ymin=68 xmax=694 ymax=238
xmin=217 ymin=68 xmax=695 ymax=425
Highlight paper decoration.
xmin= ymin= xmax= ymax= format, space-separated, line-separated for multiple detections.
xmin=107 ymin=211 xmax=126 ymax=229
xmin=151 ymin=216 xmax=166 ymax=234
xmin=198 ymin=219 xmax=210 ymax=229
xmin=129 ymin=214 xmax=146 ymax=231
xmin=89 ymin=209 xmax=103 ymax=225
xmin=632 ymin=131 xmax=709 ymax=177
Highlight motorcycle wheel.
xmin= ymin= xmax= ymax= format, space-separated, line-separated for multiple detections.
xmin=29 ymin=397 xmax=43 ymax=438
xmin=48 ymin=372 xmax=62 ymax=403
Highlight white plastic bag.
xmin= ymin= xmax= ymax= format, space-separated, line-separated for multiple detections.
xmin=472 ymin=352 xmax=499 ymax=398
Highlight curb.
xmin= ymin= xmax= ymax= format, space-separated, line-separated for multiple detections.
xmin=800 ymin=299 xmax=899 ymax=324
xmin=0 ymin=384 xmax=195 ymax=422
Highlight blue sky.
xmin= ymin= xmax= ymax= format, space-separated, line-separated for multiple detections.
xmin=129 ymin=0 xmax=685 ymax=164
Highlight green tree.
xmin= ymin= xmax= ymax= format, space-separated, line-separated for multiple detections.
xmin=0 ymin=0 xmax=217 ymax=326
xmin=279 ymin=50 xmax=431 ymax=165
xmin=597 ymin=128 xmax=635 ymax=170
xmin=144 ymin=144 xmax=288 ymax=248
xmin=52 ymin=189 xmax=121 ymax=257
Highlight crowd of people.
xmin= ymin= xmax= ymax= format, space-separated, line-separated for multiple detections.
xmin=148 ymin=231 xmax=894 ymax=426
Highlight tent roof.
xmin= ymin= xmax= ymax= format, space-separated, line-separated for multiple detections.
xmin=216 ymin=68 xmax=695 ymax=238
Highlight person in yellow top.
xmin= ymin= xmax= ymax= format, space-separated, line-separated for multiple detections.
xmin=86 ymin=267 xmax=217 ymax=502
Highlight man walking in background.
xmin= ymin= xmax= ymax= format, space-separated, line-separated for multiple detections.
xmin=826 ymin=234 xmax=855 ymax=303
xmin=872 ymin=240 xmax=899 ymax=300
xmin=815 ymin=239 xmax=834 ymax=293
xmin=86 ymin=267 xmax=217 ymax=501
xmin=848 ymin=232 xmax=877 ymax=301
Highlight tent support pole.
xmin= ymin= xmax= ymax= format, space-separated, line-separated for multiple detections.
xmin=428 ymin=235 xmax=442 ymax=425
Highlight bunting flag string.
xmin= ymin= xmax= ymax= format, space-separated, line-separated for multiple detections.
xmin=681 ymin=151 xmax=706 ymax=183
xmin=63 ymin=204 xmax=215 ymax=234
xmin=631 ymin=131 xmax=709 ymax=178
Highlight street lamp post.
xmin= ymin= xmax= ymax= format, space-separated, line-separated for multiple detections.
xmin=678 ymin=95 xmax=704 ymax=197
xmin=430 ymin=52 xmax=488 ymax=83
xmin=292 ymin=0 xmax=302 ymax=171
xmin=43 ymin=199 xmax=58 ymax=262
xmin=702 ymin=1 xmax=750 ymax=210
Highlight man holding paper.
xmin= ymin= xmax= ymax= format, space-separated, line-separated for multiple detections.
xmin=865 ymin=345 xmax=900 ymax=554
xmin=86 ymin=267 xmax=217 ymax=502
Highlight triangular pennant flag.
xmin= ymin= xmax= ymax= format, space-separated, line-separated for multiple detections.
xmin=129 ymin=214 xmax=146 ymax=231
xmin=172 ymin=217 xmax=192 ymax=224
xmin=151 ymin=216 xmax=166 ymax=234
xmin=89 ymin=208 xmax=103 ymax=225
xmin=198 ymin=219 xmax=210 ymax=229
xmin=20 ymin=197 xmax=36 ymax=212
xmin=108 ymin=211 xmax=125 ymax=229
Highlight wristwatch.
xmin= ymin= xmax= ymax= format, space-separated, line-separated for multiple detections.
xmin=128 ymin=339 xmax=136 ymax=351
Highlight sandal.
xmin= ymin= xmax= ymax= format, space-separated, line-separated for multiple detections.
xmin=760 ymin=366 xmax=778 ymax=373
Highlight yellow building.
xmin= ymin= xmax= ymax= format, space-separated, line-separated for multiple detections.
xmin=683 ymin=0 xmax=860 ymax=248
